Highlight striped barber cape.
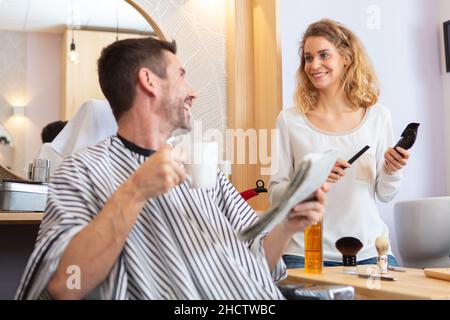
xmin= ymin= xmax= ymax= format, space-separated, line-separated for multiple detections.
xmin=15 ymin=136 xmax=286 ymax=300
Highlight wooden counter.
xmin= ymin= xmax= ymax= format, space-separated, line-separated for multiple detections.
xmin=283 ymin=266 xmax=450 ymax=300
xmin=0 ymin=211 xmax=43 ymax=224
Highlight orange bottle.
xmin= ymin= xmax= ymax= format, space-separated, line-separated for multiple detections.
xmin=304 ymin=220 xmax=323 ymax=273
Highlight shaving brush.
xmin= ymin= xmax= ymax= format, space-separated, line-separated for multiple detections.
xmin=335 ymin=237 xmax=363 ymax=274
xmin=375 ymin=236 xmax=389 ymax=274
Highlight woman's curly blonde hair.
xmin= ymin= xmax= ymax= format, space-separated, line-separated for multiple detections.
xmin=295 ymin=19 xmax=380 ymax=113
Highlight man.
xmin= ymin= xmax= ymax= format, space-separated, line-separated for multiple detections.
xmin=41 ymin=121 xmax=68 ymax=144
xmin=37 ymin=100 xmax=117 ymax=177
xmin=16 ymin=37 xmax=326 ymax=300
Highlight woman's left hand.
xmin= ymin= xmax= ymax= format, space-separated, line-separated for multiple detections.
xmin=384 ymin=147 xmax=410 ymax=174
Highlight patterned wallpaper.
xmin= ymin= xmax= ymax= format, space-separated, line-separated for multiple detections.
xmin=135 ymin=0 xmax=227 ymax=133
xmin=0 ymin=30 xmax=26 ymax=127
xmin=0 ymin=30 xmax=27 ymax=170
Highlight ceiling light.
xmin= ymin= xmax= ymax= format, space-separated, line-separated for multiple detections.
xmin=68 ymin=0 xmax=79 ymax=64
xmin=68 ymin=31 xmax=79 ymax=64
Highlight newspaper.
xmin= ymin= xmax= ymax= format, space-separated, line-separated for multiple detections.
xmin=238 ymin=149 xmax=338 ymax=242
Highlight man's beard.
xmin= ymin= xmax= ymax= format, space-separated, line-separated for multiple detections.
xmin=159 ymin=96 xmax=191 ymax=133
xmin=176 ymin=99 xmax=191 ymax=131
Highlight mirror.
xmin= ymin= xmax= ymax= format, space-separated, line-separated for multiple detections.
xmin=0 ymin=0 xmax=163 ymax=174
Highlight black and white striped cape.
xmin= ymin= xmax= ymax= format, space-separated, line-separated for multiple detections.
xmin=16 ymin=136 xmax=286 ymax=300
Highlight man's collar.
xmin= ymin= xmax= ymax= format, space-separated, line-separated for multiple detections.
xmin=117 ymin=134 xmax=156 ymax=157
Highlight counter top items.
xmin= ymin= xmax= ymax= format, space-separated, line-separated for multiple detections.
xmin=28 ymin=159 xmax=50 ymax=183
xmin=278 ymin=283 xmax=355 ymax=300
xmin=304 ymin=221 xmax=323 ymax=274
xmin=335 ymin=237 xmax=363 ymax=274
xmin=424 ymin=268 xmax=450 ymax=282
xmin=357 ymin=273 xmax=397 ymax=281
xmin=285 ymin=266 xmax=450 ymax=299
xmin=0 ymin=180 xmax=48 ymax=212
xmin=375 ymin=236 xmax=389 ymax=273
xmin=387 ymin=265 xmax=406 ymax=272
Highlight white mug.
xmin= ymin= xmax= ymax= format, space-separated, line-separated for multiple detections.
xmin=219 ymin=160 xmax=232 ymax=181
xmin=184 ymin=142 xmax=218 ymax=189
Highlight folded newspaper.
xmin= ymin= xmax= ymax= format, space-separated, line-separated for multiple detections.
xmin=238 ymin=149 xmax=338 ymax=242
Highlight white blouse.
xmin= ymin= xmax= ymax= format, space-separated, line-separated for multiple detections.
xmin=269 ymin=104 xmax=402 ymax=262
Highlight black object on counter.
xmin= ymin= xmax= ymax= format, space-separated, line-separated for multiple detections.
xmin=335 ymin=237 xmax=363 ymax=268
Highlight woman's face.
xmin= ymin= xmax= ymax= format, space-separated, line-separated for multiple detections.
xmin=303 ymin=36 xmax=348 ymax=92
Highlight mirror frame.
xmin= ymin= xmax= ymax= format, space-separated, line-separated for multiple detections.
xmin=125 ymin=0 xmax=166 ymax=40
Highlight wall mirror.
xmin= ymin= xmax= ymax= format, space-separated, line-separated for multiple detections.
xmin=0 ymin=0 xmax=164 ymax=174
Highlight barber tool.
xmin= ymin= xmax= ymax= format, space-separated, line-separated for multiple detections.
xmin=357 ymin=273 xmax=398 ymax=281
xmin=240 ymin=180 xmax=267 ymax=201
xmin=28 ymin=159 xmax=50 ymax=183
xmin=394 ymin=123 xmax=420 ymax=150
xmin=335 ymin=237 xmax=363 ymax=274
xmin=347 ymin=145 xmax=370 ymax=165
xmin=375 ymin=236 xmax=389 ymax=274
xmin=278 ymin=284 xmax=355 ymax=300
xmin=388 ymin=266 xmax=406 ymax=272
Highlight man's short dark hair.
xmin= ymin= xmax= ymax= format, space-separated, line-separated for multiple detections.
xmin=97 ymin=37 xmax=177 ymax=120
xmin=41 ymin=120 xmax=68 ymax=143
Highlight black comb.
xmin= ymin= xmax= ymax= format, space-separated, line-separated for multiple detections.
xmin=347 ymin=145 xmax=370 ymax=165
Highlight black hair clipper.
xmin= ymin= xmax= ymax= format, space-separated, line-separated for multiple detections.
xmin=394 ymin=123 xmax=420 ymax=150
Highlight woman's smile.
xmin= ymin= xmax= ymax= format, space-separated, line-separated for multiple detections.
xmin=310 ymin=71 xmax=330 ymax=81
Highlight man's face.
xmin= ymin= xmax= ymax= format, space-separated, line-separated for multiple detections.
xmin=157 ymin=51 xmax=197 ymax=132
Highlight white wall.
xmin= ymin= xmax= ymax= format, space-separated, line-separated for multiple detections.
xmin=440 ymin=0 xmax=450 ymax=194
xmin=280 ymin=0 xmax=447 ymax=263
xmin=2 ymin=32 xmax=61 ymax=175
xmin=0 ymin=30 xmax=26 ymax=170
xmin=25 ymin=33 xmax=62 ymax=165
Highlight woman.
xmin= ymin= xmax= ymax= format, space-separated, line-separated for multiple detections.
xmin=269 ymin=19 xmax=409 ymax=268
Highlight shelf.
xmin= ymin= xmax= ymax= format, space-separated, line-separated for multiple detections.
xmin=0 ymin=212 xmax=43 ymax=224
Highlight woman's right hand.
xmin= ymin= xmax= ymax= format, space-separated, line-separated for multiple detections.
xmin=327 ymin=158 xmax=351 ymax=183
